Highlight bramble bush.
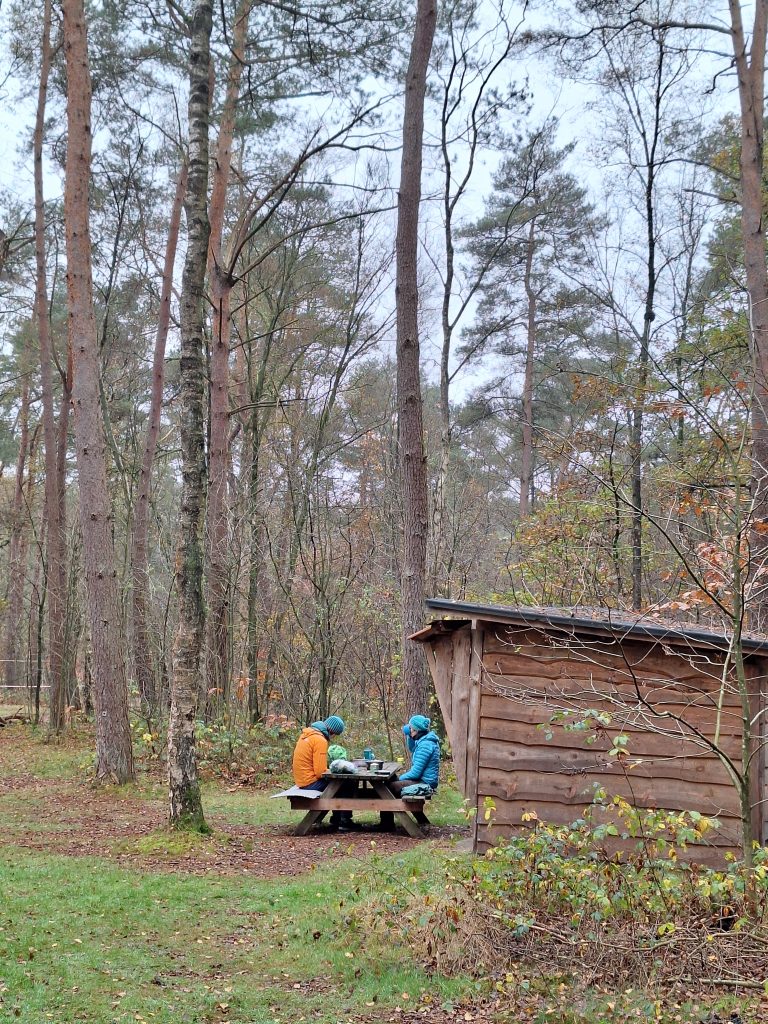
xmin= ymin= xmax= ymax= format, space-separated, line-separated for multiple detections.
xmin=351 ymin=791 xmax=768 ymax=988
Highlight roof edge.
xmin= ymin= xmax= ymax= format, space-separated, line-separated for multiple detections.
xmin=424 ymin=598 xmax=768 ymax=654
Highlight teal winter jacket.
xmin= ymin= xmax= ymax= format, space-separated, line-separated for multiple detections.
xmin=400 ymin=730 xmax=440 ymax=788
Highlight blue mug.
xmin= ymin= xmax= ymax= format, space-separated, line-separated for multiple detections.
xmin=363 ymin=748 xmax=374 ymax=761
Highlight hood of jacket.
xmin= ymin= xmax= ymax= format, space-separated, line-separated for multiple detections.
xmin=306 ymin=722 xmax=330 ymax=739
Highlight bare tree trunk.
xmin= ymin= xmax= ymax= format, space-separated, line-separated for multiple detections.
xmin=56 ymin=348 xmax=73 ymax=704
xmin=4 ymin=374 xmax=33 ymax=691
xmin=433 ymin=117 xmax=455 ymax=598
xmin=62 ymin=0 xmax=134 ymax=781
xmin=244 ymin=320 xmax=279 ymax=724
xmin=630 ymin=328 xmax=653 ymax=612
xmin=729 ymin=0 xmax=768 ymax=632
xmin=629 ymin=39 xmax=664 ymax=613
xmin=205 ymin=274 xmax=233 ymax=719
xmin=29 ymin=526 xmax=45 ymax=726
xmin=519 ymin=218 xmax=537 ymax=520
xmin=131 ymin=160 xmax=187 ymax=722
xmin=395 ymin=0 xmax=436 ymax=715
xmin=34 ymin=0 xmax=69 ymax=735
xmin=204 ymin=0 xmax=251 ymax=720
xmin=168 ymin=0 xmax=213 ymax=830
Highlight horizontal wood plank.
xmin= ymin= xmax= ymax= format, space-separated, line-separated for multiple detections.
xmin=476 ymin=725 xmax=743 ymax=763
xmin=481 ymin=651 xmax=720 ymax=684
xmin=477 ymin=766 xmax=741 ymax=817
xmin=288 ymin=797 xmax=424 ymax=812
xmin=476 ymin=747 xmax=735 ymax=785
xmin=479 ymin=696 xmax=744 ymax=743
xmin=481 ymin=629 xmax=737 ymax=666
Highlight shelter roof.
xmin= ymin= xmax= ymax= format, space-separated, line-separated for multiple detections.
xmin=415 ymin=598 xmax=768 ymax=655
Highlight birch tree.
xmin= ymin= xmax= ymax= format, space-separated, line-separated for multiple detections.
xmin=167 ymin=0 xmax=214 ymax=830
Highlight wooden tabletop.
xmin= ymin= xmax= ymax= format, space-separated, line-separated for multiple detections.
xmin=322 ymin=760 xmax=400 ymax=780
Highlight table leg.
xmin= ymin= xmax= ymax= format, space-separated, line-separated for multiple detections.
xmin=293 ymin=779 xmax=342 ymax=836
xmin=394 ymin=810 xmax=425 ymax=839
xmin=371 ymin=781 xmax=425 ymax=838
xmin=294 ymin=808 xmax=328 ymax=835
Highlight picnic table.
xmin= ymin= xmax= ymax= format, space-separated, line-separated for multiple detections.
xmin=283 ymin=761 xmax=431 ymax=838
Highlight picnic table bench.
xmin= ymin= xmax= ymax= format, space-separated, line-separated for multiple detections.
xmin=275 ymin=761 xmax=431 ymax=838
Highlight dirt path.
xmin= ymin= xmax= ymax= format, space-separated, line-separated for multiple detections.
xmin=0 ymin=726 xmax=498 ymax=1022
xmin=0 ymin=726 xmax=467 ymax=878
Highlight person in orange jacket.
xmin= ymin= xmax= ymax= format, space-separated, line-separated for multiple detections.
xmin=291 ymin=716 xmax=355 ymax=831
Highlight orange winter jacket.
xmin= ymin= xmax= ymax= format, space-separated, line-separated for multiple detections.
xmin=292 ymin=727 xmax=329 ymax=786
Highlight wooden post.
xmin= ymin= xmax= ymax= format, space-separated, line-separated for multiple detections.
xmin=450 ymin=628 xmax=472 ymax=793
xmin=467 ymin=625 xmax=483 ymax=850
xmin=748 ymin=659 xmax=767 ymax=845
xmin=424 ymin=637 xmax=454 ymax=735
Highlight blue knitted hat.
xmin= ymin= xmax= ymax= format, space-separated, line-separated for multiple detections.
xmin=408 ymin=714 xmax=430 ymax=733
xmin=324 ymin=715 xmax=345 ymax=735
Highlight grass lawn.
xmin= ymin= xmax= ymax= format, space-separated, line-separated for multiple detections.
xmin=0 ymin=725 xmax=763 ymax=1024
xmin=0 ymin=846 xmax=474 ymax=1024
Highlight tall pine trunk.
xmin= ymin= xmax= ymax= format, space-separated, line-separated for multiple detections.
xmin=35 ymin=0 xmax=69 ymax=734
xmin=730 ymin=0 xmax=768 ymax=630
xmin=62 ymin=0 xmax=133 ymax=780
xmin=168 ymin=0 xmax=213 ymax=830
xmin=395 ymin=0 xmax=436 ymax=714
xmin=131 ymin=160 xmax=187 ymax=722
xmin=728 ymin=0 xmax=768 ymax=867
xmin=204 ymin=0 xmax=251 ymax=720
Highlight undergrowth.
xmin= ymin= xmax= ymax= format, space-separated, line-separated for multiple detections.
xmin=350 ymin=793 xmax=768 ymax=997
xmin=130 ymin=716 xmax=409 ymax=787
xmin=131 ymin=717 xmax=296 ymax=785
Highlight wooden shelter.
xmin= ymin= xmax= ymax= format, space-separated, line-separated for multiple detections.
xmin=413 ymin=599 xmax=768 ymax=861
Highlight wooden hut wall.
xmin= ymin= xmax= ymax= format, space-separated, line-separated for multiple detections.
xmin=424 ymin=618 xmax=768 ymax=860
xmin=423 ymin=627 xmax=482 ymax=846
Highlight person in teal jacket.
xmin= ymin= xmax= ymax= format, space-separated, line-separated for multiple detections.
xmin=392 ymin=714 xmax=440 ymax=791
xmin=380 ymin=715 xmax=440 ymax=830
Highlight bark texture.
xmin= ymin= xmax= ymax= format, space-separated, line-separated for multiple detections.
xmin=62 ymin=0 xmax=133 ymax=780
xmin=204 ymin=0 xmax=251 ymax=718
xmin=729 ymin=0 xmax=768 ymax=632
xmin=35 ymin=0 xmax=69 ymax=733
xmin=395 ymin=0 xmax=436 ymax=714
xmin=519 ymin=218 xmax=537 ymax=520
xmin=168 ymin=0 xmax=213 ymax=830
xmin=4 ymin=372 xmax=32 ymax=692
xmin=131 ymin=160 xmax=187 ymax=720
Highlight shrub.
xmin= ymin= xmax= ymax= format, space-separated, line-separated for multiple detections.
xmin=352 ymin=792 xmax=768 ymax=989
xmin=131 ymin=717 xmax=295 ymax=785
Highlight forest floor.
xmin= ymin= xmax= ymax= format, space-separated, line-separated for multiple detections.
xmin=0 ymin=720 xmax=762 ymax=1024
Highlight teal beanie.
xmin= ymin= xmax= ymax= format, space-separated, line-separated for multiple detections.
xmin=325 ymin=715 xmax=345 ymax=735
xmin=408 ymin=714 xmax=430 ymax=733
